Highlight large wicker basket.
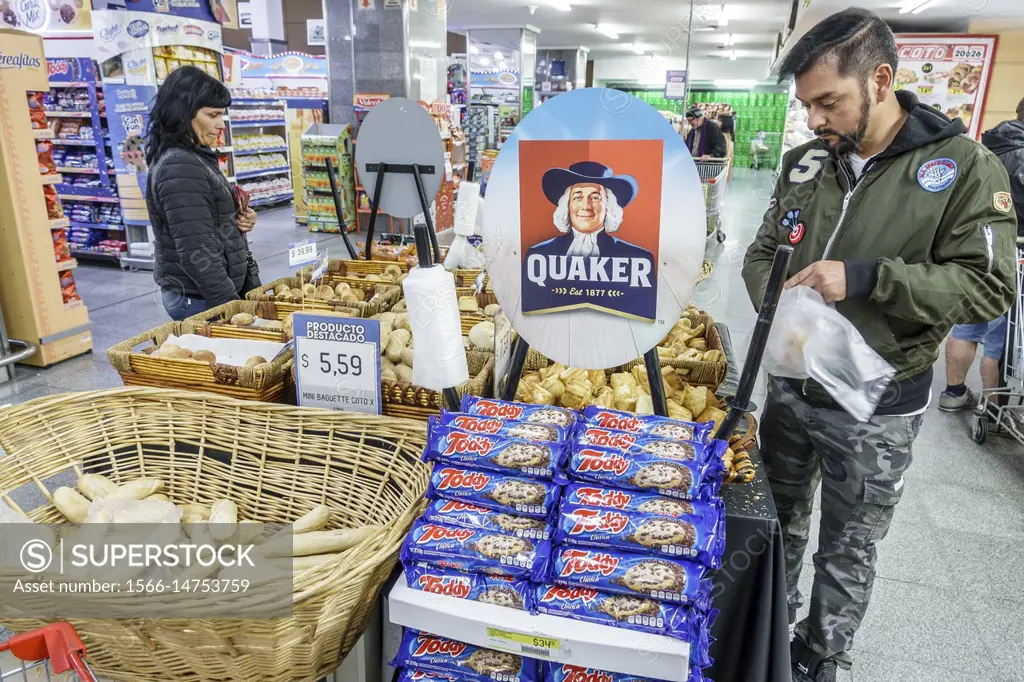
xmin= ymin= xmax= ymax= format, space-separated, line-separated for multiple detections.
xmin=299 ymin=259 xmax=487 ymax=292
xmin=246 ymin=279 xmax=401 ymax=321
xmin=108 ymin=322 xmax=294 ymax=403
xmin=0 ymin=388 xmax=430 ymax=682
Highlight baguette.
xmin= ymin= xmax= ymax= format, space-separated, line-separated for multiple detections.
xmin=77 ymin=473 xmax=118 ymax=501
xmin=292 ymin=504 xmax=330 ymax=534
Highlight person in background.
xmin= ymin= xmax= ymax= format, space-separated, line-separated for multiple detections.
xmin=146 ymin=66 xmax=259 ymax=321
xmin=720 ymin=113 xmax=736 ymax=177
xmin=742 ymin=8 xmax=1016 ymax=682
xmin=685 ymin=106 xmax=727 ymax=159
xmin=942 ymin=96 xmax=1024 ymax=410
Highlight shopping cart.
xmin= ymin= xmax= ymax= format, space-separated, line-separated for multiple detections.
xmin=0 ymin=623 xmax=96 ymax=681
xmin=696 ymin=158 xmax=731 ymax=246
xmin=750 ymin=132 xmax=782 ymax=171
xmin=972 ymin=243 xmax=1024 ymax=444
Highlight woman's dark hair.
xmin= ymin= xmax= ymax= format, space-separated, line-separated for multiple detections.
xmin=720 ymin=114 xmax=735 ymax=137
xmin=146 ymin=65 xmax=231 ymax=165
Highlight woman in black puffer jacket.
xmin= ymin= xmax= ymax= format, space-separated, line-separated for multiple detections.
xmin=146 ymin=66 xmax=259 ymax=321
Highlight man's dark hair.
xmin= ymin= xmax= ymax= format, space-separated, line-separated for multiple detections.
xmin=777 ymin=7 xmax=897 ymax=84
xmin=146 ymin=65 xmax=231 ymax=166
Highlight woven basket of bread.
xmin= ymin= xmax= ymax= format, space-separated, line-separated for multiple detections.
xmin=0 ymin=387 xmax=430 ymax=682
xmin=181 ymin=300 xmax=290 ymax=343
xmin=246 ymin=278 xmax=400 ymax=321
xmin=107 ymin=322 xmax=294 ymax=403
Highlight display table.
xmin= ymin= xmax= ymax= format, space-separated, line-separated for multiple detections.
xmin=708 ymin=323 xmax=792 ymax=682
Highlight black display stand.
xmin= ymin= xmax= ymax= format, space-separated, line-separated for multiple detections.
xmin=361 ymin=162 xmax=442 ymax=264
xmin=324 ymin=157 xmax=359 ymax=261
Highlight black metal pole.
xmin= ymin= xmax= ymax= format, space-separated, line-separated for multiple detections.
xmin=411 ymin=224 xmax=460 ymax=412
xmin=324 ymin=157 xmax=357 ymax=260
xmin=364 ymin=162 xmax=388 ymax=260
xmin=501 ymin=335 xmax=531 ymax=401
xmin=714 ymin=244 xmax=793 ymax=441
xmin=643 ymin=348 xmax=669 ymax=417
xmin=411 ymin=163 xmax=442 ymax=264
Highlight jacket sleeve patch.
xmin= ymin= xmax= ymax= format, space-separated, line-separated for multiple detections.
xmin=993 ymin=191 xmax=1012 ymax=213
xmin=789 ymin=149 xmax=828 ymax=184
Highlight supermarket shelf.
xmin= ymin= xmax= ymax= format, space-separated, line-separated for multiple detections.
xmin=249 ymin=192 xmax=294 ymax=208
xmin=231 ymin=98 xmax=286 ymax=106
xmin=71 ymin=248 xmax=123 ymax=262
xmin=51 ymin=139 xmax=101 ymax=146
xmin=48 ymin=81 xmax=91 ymax=88
xmin=213 ymin=146 xmax=233 ymax=153
xmin=57 ymin=193 xmax=119 ymax=203
xmin=388 ymin=571 xmax=691 ymax=682
xmin=55 ymin=167 xmax=105 ymax=175
xmin=69 ymin=221 xmax=125 ymax=231
xmin=236 ymin=166 xmax=290 ymax=180
xmin=234 ymin=147 xmax=288 ymax=156
xmin=43 ymin=110 xmax=91 ymax=118
xmin=231 ymin=120 xmax=287 ymax=128
xmin=40 ymin=174 xmax=63 ymax=185
xmin=55 ymin=259 xmax=78 ymax=271
xmin=33 ymin=128 xmax=54 ymax=139
xmin=49 ymin=217 xmax=70 ymax=228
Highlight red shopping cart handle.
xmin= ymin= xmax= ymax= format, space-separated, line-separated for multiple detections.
xmin=0 ymin=622 xmax=90 ymax=677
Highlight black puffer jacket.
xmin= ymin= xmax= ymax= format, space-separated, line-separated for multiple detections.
xmin=148 ymin=146 xmax=247 ymax=305
xmin=982 ymin=119 xmax=1024 ymax=235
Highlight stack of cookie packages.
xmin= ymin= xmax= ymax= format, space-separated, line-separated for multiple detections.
xmin=394 ymin=397 xmax=727 ymax=682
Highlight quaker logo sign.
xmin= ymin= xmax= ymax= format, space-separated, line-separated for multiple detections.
xmin=520 ymin=145 xmax=662 ymax=321
xmin=483 ymin=87 xmax=705 ymax=369
xmin=127 ymin=19 xmax=150 ymax=38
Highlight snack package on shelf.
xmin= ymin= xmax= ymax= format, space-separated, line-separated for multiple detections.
xmin=37 ymin=140 xmax=57 ymax=175
xmin=52 ymin=228 xmax=71 ymax=262
xmin=401 ymin=518 xmax=551 ymax=582
xmin=426 ymin=465 xmax=561 ymax=520
xmin=543 ymin=663 xmax=708 ymax=682
xmin=421 ymin=499 xmax=552 ymax=541
xmin=424 ymin=418 xmax=570 ymax=480
xmin=404 ymin=561 xmax=533 ymax=611
xmin=391 ymin=630 xmax=539 ymax=682
xmin=59 ymin=271 xmax=80 ymax=305
xmin=43 ymin=186 xmax=64 ymax=219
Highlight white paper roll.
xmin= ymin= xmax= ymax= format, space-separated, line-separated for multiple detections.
xmin=454 ymin=181 xmax=481 ymax=236
xmin=403 ymin=265 xmax=470 ymax=391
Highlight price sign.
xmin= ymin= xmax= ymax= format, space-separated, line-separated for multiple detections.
xmin=493 ymin=308 xmax=514 ymax=396
xmin=486 ymin=627 xmax=560 ymax=658
xmin=311 ymin=249 xmax=329 ymax=282
xmin=293 ymin=314 xmax=381 ymax=414
xmin=288 ymin=239 xmax=317 ymax=268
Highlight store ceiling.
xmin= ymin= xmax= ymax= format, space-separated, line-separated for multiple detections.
xmin=446 ymin=0 xmax=792 ymax=63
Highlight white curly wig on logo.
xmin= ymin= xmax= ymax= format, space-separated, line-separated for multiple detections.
xmin=552 ymin=185 xmax=625 ymax=235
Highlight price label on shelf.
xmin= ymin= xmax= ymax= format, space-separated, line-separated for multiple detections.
xmin=486 ymin=627 xmax=560 ymax=658
xmin=293 ymin=314 xmax=381 ymax=414
xmin=311 ymin=249 xmax=329 ymax=281
xmin=288 ymin=239 xmax=317 ymax=268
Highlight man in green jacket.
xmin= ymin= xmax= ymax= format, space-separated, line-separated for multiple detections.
xmin=743 ymin=8 xmax=1017 ymax=682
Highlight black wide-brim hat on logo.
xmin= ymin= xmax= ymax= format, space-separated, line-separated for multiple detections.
xmin=541 ymin=161 xmax=638 ymax=208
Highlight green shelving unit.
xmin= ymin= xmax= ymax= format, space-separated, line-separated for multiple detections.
xmin=689 ymin=90 xmax=788 ymax=169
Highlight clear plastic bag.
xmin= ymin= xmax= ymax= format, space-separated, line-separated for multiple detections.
xmin=764 ymin=286 xmax=896 ymax=421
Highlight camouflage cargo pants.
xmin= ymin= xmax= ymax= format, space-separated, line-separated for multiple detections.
xmin=760 ymin=376 xmax=922 ymax=670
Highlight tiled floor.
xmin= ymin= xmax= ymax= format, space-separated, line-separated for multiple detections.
xmin=3 ymin=172 xmax=1024 ymax=681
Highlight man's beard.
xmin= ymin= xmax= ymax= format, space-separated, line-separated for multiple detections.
xmin=815 ymin=88 xmax=871 ymax=156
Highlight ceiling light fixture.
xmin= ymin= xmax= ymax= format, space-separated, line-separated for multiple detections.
xmin=595 ymin=24 xmax=619 ymax=39
xmin=479 ymin=56 xmax=491 ymax=65
xmin=900 ymin=0 xmax=940 ymax=12
xmin=722 ymin=33 xmax=734 ymax=46
xmin=546 ymin=0 xmax=572 ymax=10
xmin=729 ymin=49 xmax=737 ymax=60
xmin=714 ymin=79 xmax=756 ymax=89
xmin=498 ymin=60 xmax=508 ymax=69
xmin=470 ymin=44 xmax=479 ymax=54
xmin=409 ymin=40 xmax=441 ymax=49
xmin=494 ymin=51 xmax=504 ymax=60
xmin=717 ymin=2 xmax=729 ymax=26
xmin=631 ymin=43 xmax=645 ymax=54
